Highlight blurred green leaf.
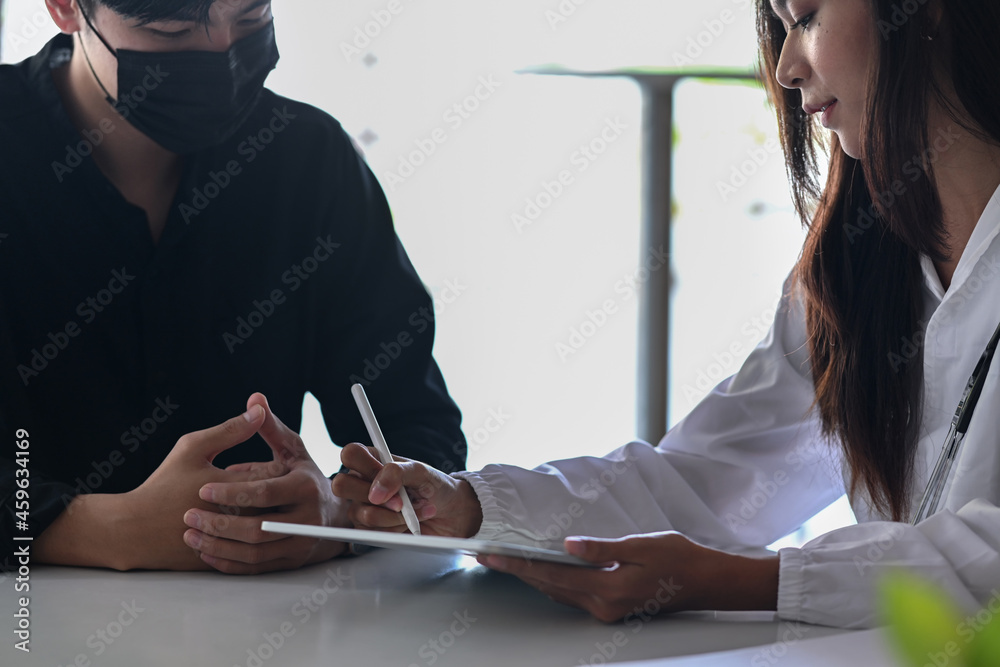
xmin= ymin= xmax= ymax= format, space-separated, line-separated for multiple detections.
xmin=966 ymin=599 xmax=1000 ymax=667
xmin=880 ymin=571 xmax=966 ymax=667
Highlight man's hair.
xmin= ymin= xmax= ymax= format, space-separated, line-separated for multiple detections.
xmin=79 ymin=0 xmax=218 ymax=26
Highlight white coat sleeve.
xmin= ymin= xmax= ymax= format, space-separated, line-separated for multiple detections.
xmin=778 ymin=501 xmax=1000 ymax=628
xmin=454 ymin=275 xmax=846 ymax=554
xmin=456 ymin=270 xmax=1000 ymax=629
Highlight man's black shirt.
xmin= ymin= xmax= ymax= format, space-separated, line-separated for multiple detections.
xmin=0 ymin=34 xmax=466 ymax=549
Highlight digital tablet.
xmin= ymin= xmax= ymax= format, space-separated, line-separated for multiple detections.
xmin=260 ymin=521 xmax=599 ymax=567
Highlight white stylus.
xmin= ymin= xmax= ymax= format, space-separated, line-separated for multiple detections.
xmin=351 ymin=384 xmax=422 ymax=536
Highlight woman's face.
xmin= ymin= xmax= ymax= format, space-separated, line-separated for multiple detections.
xmin=769 ymin=0 xmax=876 ymax=158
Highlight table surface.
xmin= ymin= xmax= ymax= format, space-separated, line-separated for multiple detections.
xmin=625 ymin=627 xmax=898 ymax=666
xmin=1 ymin=549 xmax=852 ymax=667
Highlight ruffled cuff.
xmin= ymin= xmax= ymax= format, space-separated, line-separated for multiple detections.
xmin=777 ymin=547 xmax=807 ymax=623
xmin=452 ymin=470 xmax=506 ymax=541
xmin=451 ymin=467 xmax=553 ymax=548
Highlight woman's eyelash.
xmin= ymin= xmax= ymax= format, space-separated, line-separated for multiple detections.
xmin=790 ymin=13 xmax=815 ymax=30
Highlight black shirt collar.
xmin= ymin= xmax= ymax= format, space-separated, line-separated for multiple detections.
xmin=22 ymin=33 xmax=83 ymax=146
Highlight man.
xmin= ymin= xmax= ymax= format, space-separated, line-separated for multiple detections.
xmin=0 ymin=0 xmax=466 ymax=573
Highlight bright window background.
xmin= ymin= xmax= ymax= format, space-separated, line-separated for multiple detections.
xmin=1 ymin=0 xmax=854 ymax=546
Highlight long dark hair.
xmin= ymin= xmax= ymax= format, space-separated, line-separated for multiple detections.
xmin=755 ymin=0 xmax=1000 ymax=520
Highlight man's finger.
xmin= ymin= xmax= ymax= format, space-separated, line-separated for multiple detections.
xmin=200 ymin=470 xmax=305 ymax=508
xmin=247 ymin=392 xmax=309 ymax=463
xmin=184 ymin=529 xmax=300 ymax=566
xmin=184 ymin=510 xmax=287 ymax=544
xmin=180 ymin=406 xmax=266 ymax=464
xmin=202 ymin=463 xmax=292 ymax=498
xmin=224 ymin=460 xmax=290 ymax=478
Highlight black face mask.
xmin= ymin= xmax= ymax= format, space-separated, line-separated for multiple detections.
xmin=77 ymin=5 xmax=280 ymax=155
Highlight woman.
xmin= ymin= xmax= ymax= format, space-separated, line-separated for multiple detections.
xmin=332 ymin=0 xmax=1000 ymax=629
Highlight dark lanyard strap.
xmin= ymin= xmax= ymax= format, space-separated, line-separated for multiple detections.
xmin=912 ymin=315 xmax=1000 ymax=524
xmin=955 ymin=317 xmax=1000 ymax=435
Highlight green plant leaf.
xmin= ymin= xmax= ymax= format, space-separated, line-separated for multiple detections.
xmin=880 ymin=571 xmax=966 ymax=667
xmin=965 ymin=599 xmax=1000 ymax=667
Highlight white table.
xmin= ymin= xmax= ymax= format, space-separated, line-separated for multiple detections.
xmin=622 ymin=628 xmax=898 ymax=666
xmin=1 ymin=549 xmax=853 ymax=667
